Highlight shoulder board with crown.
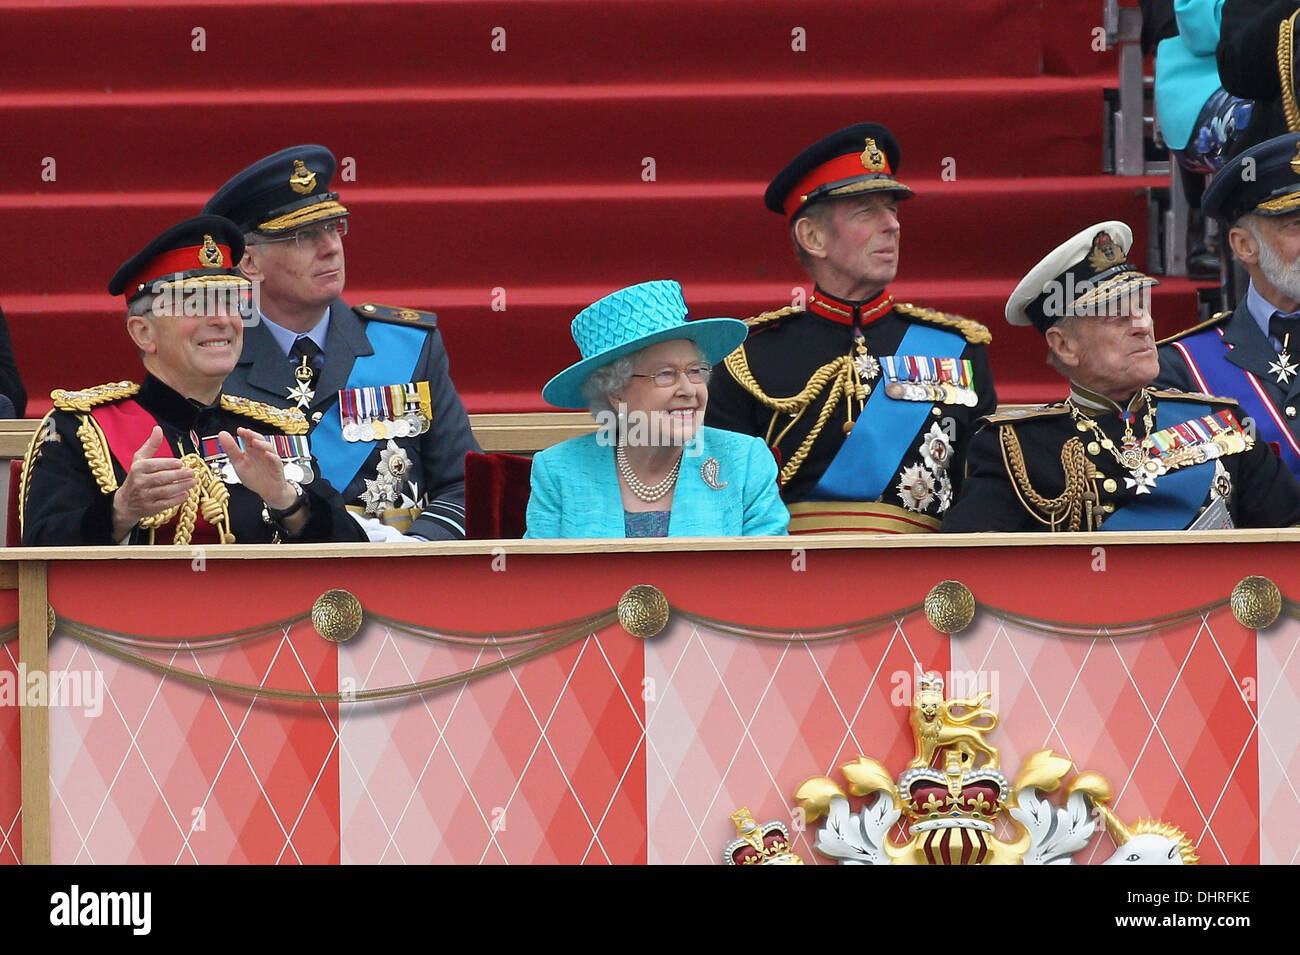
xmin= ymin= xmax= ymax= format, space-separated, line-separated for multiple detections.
xmin=1150 ymin=387 xmax=1241 ymax=407
xmin=354 ymin=303 xmax=439 ymax=331
xmin=743 ymin=306 xmax=802 ymax=334
xmin=220 ymin=395 xmax=309 ymax=435
xmin=51 ymin=381 xmax=140 ymax=413
xmin=894 ymin=303 xmax=991 ymax=345
xmin=1156 ymin=311 xmax=1232 ymax=346
xmin=983 ymin=402 xmax=1071 ymax=425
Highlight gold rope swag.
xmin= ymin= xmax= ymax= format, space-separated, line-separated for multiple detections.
xmin=38 ymin=578 xmax=1291 ymax=703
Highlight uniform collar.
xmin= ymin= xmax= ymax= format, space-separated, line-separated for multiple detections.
xmin=1068 ymin=380 xmax=1149 ymax=417
xmin=258 ymin=308 xmax=331 ymax=357
xmin=807 ymin=287 xmax=894 ymax=327
xmin=137 ymin=374 xmax=224 ymax=451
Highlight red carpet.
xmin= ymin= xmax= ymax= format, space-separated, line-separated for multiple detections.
xmin=0 ymin=0 xmax=1199 ymax=416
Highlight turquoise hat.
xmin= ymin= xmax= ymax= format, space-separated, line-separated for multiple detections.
xmin=541 ymin=280 xmax=748 ymax=409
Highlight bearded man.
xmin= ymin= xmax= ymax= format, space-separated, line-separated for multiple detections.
xmin=1157 ymin=132 xmax=1300 ymax=479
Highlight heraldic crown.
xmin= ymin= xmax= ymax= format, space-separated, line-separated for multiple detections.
xmin=779 ymin=669 xmax=1200 ymax=866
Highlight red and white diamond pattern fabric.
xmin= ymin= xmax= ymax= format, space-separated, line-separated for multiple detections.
xmin=1258 ymin=615 xmax=1300 ymax=864
xmin=45 ymin=621 xmax=340 ymax=864
xmin=337 ymin=621 xmax=645 ymax=864
xmin=951 ymin=608 xmax=1259 ymax=865
xmin=12 ymin=550 xmax=1300 ymax=865
xmin=0 ymin=636 xmax=20 ymax=864
xmin=644 ymin=616 xmax=948 ymax=865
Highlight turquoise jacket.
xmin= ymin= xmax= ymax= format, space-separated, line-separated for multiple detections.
xmin=523 ymin=426 xmax=789 ymax=538
xmin=1154 ymin=0 xmax=1226 ymax=151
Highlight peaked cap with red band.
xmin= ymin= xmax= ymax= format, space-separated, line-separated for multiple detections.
xmin=108 ymin=215 xmax=250 ymax=302
xmin=765 ymin=122 xmax=913 ymax=220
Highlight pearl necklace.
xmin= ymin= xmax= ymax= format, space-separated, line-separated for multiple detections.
xmin=616 ymin=445 xmax=682 ymax=502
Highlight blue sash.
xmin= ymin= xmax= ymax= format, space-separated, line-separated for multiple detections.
xmin=1100 ymin=401 xmax=1213 ymax=531
xmin=312 ymin=322 xmax=426 ymax=493
xmin=808 ymin=324 xmax=965 ymax=501
xmin=1175 ymin=331 xmax=1300 ymax=476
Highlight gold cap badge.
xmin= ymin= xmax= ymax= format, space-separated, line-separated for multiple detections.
xmin=199 ymin=234 xmax=224 ymax=268
xmin=1086 ymin=230 xmax=1123 ymax=271
xmin=860 ymin=137 xmax=887 ymax=173
xmin=289 ymin=159 xmax=317 ymax=195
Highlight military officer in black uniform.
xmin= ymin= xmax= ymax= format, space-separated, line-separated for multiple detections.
xmin=204 ymin=145 xmax=480 ymax=541
xmin=942 ymin=221 xmax=1300 ymax=532
xmin=1156 ymin=133 xmax=1300 ymax=480
xmin=706 ymin=123 xmax=998 ymax=534
xmin=21 ymin=216 xmax=366 ymax=546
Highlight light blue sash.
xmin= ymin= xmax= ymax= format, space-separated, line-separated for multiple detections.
xmin=1100 ymin=401 xmax=1214 ymax=531
xmin=808 ymin=324 xmax=966 ymax=501
xmin=312 ymin=322 xmax=425 ymax=492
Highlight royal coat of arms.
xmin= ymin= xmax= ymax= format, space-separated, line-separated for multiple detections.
xmin=780 ymin=671 xmax=1198 ymax=866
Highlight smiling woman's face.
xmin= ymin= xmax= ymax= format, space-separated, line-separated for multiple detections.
xmin=615 ymin=339 xmax=709 ymax=449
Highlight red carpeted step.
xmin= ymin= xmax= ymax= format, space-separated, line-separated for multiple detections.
xmin=1042 ymin=0 xmax=1130 ymax=77
xmin=8 ymin=277 xmax=1213 ymax=418
xmin=0 ymin=74 xmax=1111 ymax=191
xmin=0 ymin=176 xmax=1162 ymax=296
xmin=0 ymin=0 xmax=1048 ymax=92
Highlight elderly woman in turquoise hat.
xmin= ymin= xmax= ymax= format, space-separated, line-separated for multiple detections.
xmin=524 ymin=281 xmax=789 ymax=538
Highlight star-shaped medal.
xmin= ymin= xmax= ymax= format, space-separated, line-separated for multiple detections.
xmin=854 ymin=352 xmax=880 ymax=382
xmin=1270 ymin=349 xmax=1298 ymax=385
xmin=287 ymin=380 xmax=315 ymax=409
xmin=1124 ymin=466 xmax=1158 ymax=495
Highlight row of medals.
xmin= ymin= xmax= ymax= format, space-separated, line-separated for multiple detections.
xmin=342 ymin=411 xmax=430 ymax=443
xmin=202 ymin=445 xmax=316 ymax=486
xmin=1078 ymin=415 xmax=1249 ymax=491
xmin=855 ymin=341 xmax=979 ymax=407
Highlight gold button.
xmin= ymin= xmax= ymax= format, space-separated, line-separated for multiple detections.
xmin=931 ymin=407 xmax=942 ymax=416
xmin=1102 ymin=504 xmax=1115 ymax=513
xmin=1076 ymin=422 xmax=1088 ymax=432
xmin=1288 ymin=407 xmax=1297 ymax=419
xmin=1087 ymin=442 xmax=1101 ymax=456
xmin=312 ymin=411 xmax=323 ymax=423
xmin=1103 ymin=478 xmax=1118 ymax=493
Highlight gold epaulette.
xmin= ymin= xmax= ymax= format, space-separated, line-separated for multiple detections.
xmin=221 ymin=395 xmax=309 ymax=435
xmin=1155 ymin=311 xmax=1231 ymax=346
xmin=1150 ymin=387 xmax=1240 ymax=407
xmin=983 ymin=403 xmax=1070 ymax=425
xmin=743 ymin=306 xmax=801 ymax=331
xmin=51 ymin=381 xmax=139 ymax=413
xmin=895 ymin=303 xmax=991 ymax=345
xmin=355 ymin=302 xmax=439 ymax=331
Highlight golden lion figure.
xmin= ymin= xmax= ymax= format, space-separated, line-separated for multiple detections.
xmin=908 ymin=671 xmax=999 ymax=770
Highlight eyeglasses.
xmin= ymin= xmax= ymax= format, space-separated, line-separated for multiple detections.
xmin=630 ymin=362 xmax=712 ymax=387
xmin=251 ymin=218 xmax=349 ymax=251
